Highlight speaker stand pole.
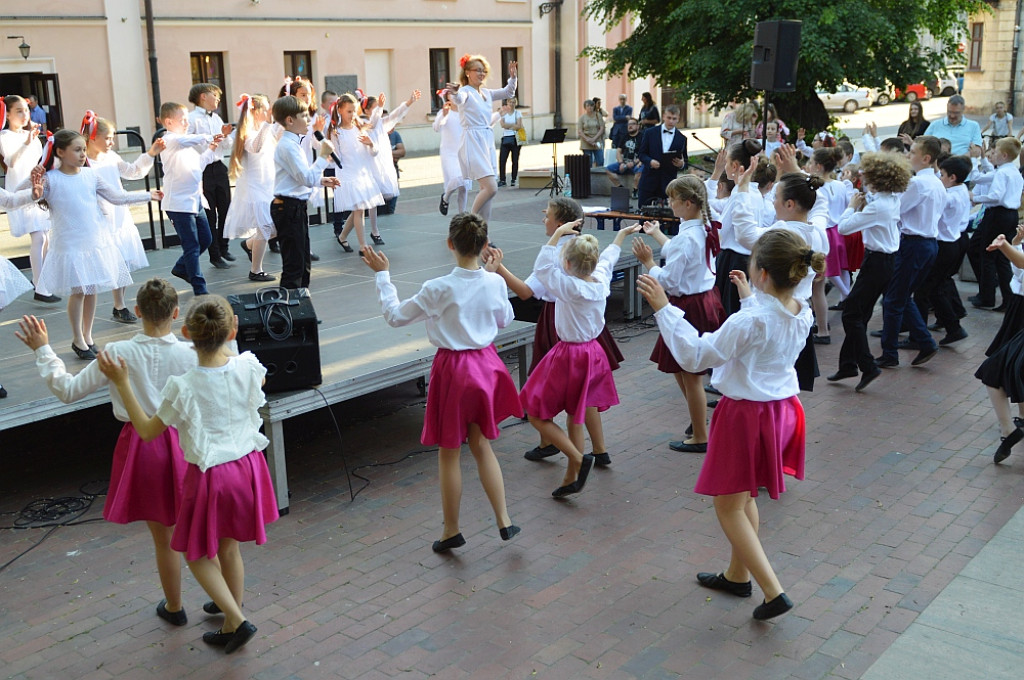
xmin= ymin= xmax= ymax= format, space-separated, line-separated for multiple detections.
xmin=762 ymin=91 xmax=770 ymax=148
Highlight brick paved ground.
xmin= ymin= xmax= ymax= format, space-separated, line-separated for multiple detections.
xmin=2 ymin=187 xmax=1023 ymax=679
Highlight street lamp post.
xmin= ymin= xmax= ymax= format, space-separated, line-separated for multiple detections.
xmin=539 ymin=1 xmax=564 ymax=129
xmin=7 ymin=36 xmax=30 ymax=60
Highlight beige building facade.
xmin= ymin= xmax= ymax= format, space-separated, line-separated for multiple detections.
xmin=962 ymin=1 xmax=1023 ymax=116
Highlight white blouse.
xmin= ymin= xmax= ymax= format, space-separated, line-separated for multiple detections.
xmin=937 ymin=184 xmax=971 ymax=243
xmin=375 ymin=266 xmax=514 ymax=350
xmin=718 ymin=185 xmax=763 ymax=255
xmin=156 ymin=352 xmax=269 ymax=472
xmin=837 ymin=192 xmax=902 ymax=254
xmin=34 ymin=334 xmax=197 ymax=422
xmin=532 ymin=242 xmax=620 ymax=343
xmin=647 ymin=219 xmax=716 ymax=296
xmin=159 ymin=133 xmax=218 ymax=213
xmin=655 ymin=291 xmax=813 ymax=401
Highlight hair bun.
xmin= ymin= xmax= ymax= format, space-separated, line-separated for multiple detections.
xmin=807 ymin=175 xmax=825 ymax=191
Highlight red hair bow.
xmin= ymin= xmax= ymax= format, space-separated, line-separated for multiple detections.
xmin=236 ymin=93 xmax=251 ymax=109
xmin=705 ymin=220 xmax=722 ymax=274
xmin=459 ymin=54 xmax=471 ymax=69
xmin=41 ymin=130 xmax=55 ymax=167
xmin=80 ymin=110 xmax=98 ymax=140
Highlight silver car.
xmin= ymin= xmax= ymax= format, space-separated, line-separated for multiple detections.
xmin=816 ymin=83 xmax=876 ymax=113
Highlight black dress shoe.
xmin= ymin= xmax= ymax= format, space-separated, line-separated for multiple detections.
xmin=707 ymin=399 xmax=719 ymax=408
xmin=875 ymin=355 xmax=899 ymax=369
xmin=439 ymin=194 xmax=449 ymax=216
xmin=696 ymin=572 xmax=752 ymax=597
xmin=203 ymin=601 xmax=223 ymax=615
xmin=827 ymin=369 xmax=858 ymax=381
xmin=170 ymin=266 xmax=189 ymax=282
xmin=210 ymin=258 xmax=232 ymax=269
xmin=221 ymin=251 xmax=237 ymax=262
xmin=269 ymin=240 xmax=281 ymax=253
xmin=551 ymin=454 xmax=594 ymax=497
xmin=524 ymin=444 xmax=559 ymax=461
xmin=869 ymin=329 xmax=883 ymax=338
xmin=704 ymin=385 xmax=722 ymax=396
xmin=309 ymin=251 xmax=320 ymax=261
xmin=371 ymin=233 xmax=385 ymax=245
xmin=855 ymin=369 xmax=881 ymax=392
xmin=33 ymin=292 xmax=61 ymax=303
xmin=927 ymin=322 xmax=943 ymax=331
xmin=499 ymin=525 xmax=521 ymax=541
xmin=72 ymin=343 xmax=97 ymax=360
xmin=896 ymin=339 xmax=921 ymax=350
xmin=753 ymin=593 xmax=794 ymax=620
xmin=939 ymin=328 xmax=968 ymax=345
xmin=203 ymin=621 xmax=257 ymax=654
xmin=156 ymin=599 xmax=187 ymax=626
xmin=592 ymin=452 xmax=611 ymax=466
xmin=337 ymin=238 xmax=354 ymax=253
xmin=812 ymin=335 xmax=831 ymax=345
xmin=971 ymin=299 xmax=996 ymax=310
xmin=669 ymin=441 xmax=707 ymax=453
xmin=248 ymin=271 xmax=275 ymax=282
xmin=993 ymin=303 xmax=1007 ymax=313
xmin=994 ymin=427 xmax=1023 ymax=463
xmin=432 ymin=533 xmax=466 ymax=553
xmin=0 ymin=385 xmax=7 ymax=399
xmin=911 ymin=346 xmax=938 ymax=366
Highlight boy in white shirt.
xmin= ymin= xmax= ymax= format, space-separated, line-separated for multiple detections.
xmin=187 ymin=83 xmax=235 ymax=268
xmin=159 ymin=102 xmax=224 ymax=296
xmin=271 ymin=96 xmax=340 ymax=289
xmin=968 ymin=137 xmax=1024 ymax=310
xmin=914 ymin=155 xmax=973 ymax=345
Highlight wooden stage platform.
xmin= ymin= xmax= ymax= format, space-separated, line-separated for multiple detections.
xmin=0 ymin=213 xmax=658 ymax=512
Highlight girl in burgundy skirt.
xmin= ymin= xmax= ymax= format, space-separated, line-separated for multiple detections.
xmin=493 ymin=197 xmax=624 ymax=466
xmin=631 ymin=176 xmax=724 ymax=453
xmin=363 ymin=212 xmax=523 ymax=553
xmin=16 ymin=279 xmax=195 ymax=628
xmin=518 ymin=221 xmax=640 ymax=497
xmin=638 ymin=229 xmax=825 ymax=621
xmin=99 ymin=295 xmax=278 ymax=654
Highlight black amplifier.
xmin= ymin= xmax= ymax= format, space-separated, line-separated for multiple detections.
xmin=227 ymin=287 xmax=322 ymax=393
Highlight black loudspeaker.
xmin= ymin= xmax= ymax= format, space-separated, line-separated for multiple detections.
xmin=750 ymin=20 xmax=802 ymax=92
xmin=228 ymin=288 xmax=322 ymax=393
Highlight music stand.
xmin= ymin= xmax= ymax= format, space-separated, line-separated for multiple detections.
xmin=536 ymin=128 xmax=568 ymax=197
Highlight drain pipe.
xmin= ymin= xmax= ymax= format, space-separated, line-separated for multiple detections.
xmin=144 ymin=0 xmax=161 ymax=127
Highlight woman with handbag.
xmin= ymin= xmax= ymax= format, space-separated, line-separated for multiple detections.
xmin=498 ymin=98 xmax=524 ymax=187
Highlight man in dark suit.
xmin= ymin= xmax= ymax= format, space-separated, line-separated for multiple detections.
xmin=637 ymin=104 xmax=688 ymax=207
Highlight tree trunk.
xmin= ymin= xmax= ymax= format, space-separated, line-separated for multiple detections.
xmin=771 ymin=91 xmax=831 ymax=142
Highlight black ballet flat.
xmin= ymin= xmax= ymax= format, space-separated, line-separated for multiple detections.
xmin=552 ymin=454 xmax=595 ymax=498
xmin=371 ymin=234 xmax=385 ymax=245
xmin=994 ymin=427 xmax=1024 ymax=464
xmin=203 ymin=620 xmax=257 ymax=654
xmin=697 ymin=571 xmax=752 ymax=597
xmin=337 ymin=238 xmax=354 ymax=253
xmin=156 ymin=599 xmax=187 ymax=626
xmin=499 ymin=525 xmax=521 ymax=541
xmin=72 ymin=343 xmax=96 ymax=360
xmin=432 ymin=533 xmax=466 ymax=553
xmin=241 ymin=240 xmax=253 ymax=262
xmin=0 ymin=385 xmax=7 ymax=399
xmin=753 ymin=593 xmax=794 ymax=620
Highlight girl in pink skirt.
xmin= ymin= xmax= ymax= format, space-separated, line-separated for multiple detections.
xmin=638 ymin=229 xmax=825 ymax=621
xmin=16 ymin=279 xmax=195 ymax=626
xmin=98 ymin=295 xmax=278 ymax=654
xmin=518 ymin=221 xmax=640 ymax=497
xmin=491 ymin=197 xmax=624 ymax=466
xmin=631 ymin=176 xmax=724 ymax=453
xmin=362 ymin=212 xmax=523 ymax=553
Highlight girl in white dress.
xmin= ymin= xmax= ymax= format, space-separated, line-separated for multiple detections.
xmin=0 ymin=173 xmax=46 ymax=399
xmin=0 ymin=95 xmax=57 ymax=302
xmin=82 ymin=112 xmax=165 ymax=323
xmin=331 ymin=93 xmax=385 ymax=253
xmin=223 ymin=94 xmax=278 ymax=283
xmin=444 ymin=55 xmax=517 ymax=222
xmin=362 ymin=89 xmax=421 ymax=244
xmin=433 ymin=92 xmax=473 ymax=216
xmin=36 ymin=130 xmax=162 ymax=359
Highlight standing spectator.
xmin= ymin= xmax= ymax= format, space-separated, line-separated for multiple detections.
xmin=26 ymin=95 xmax=47 ymax=135
xmin=636 ymin=104 xmax=687 ymax=207
xmin=720 ymin=102 xmax=758 ymax=147
xmin=896 ymin=101 xmax=930 ymax=150
xmin=610 ymin=94 xmax=633 ymax=148
xmin=605 ymin=117 xmax=642 ymax=188
xmin=981 ymin=101 xmax=1014 ymax=146
xmin=498 ymin=98 xmax=523 ymax=187
xmin=924 ymin=95 xmax=982 ymax=155
xmin=639 ymin=92 xmax=660 ymax=130
xmin=578 ymin=99 xmax=606 ymax=167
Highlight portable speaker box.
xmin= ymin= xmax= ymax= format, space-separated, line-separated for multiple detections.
xmin=750 ymin=20 xmax=802 ymax=92
xmin=228 ymin=288 xmax=322 ymax=393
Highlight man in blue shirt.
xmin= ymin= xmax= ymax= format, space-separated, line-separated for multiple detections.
xmin=26 ymin=95 xmax=47 ymax=134
xmin=924 ymin=95 xmax=982 ymax=154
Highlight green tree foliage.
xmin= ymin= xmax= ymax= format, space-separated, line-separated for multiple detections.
xmin=583 ymin=0 xmax=986 ymax=134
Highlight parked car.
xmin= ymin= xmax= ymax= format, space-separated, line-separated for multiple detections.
xmin=893 ymin=83 xmax=931 ymax=102
xmin=816 ymin=83 xmax=876 ymax=112
xmin=930 ymin=71 xmax=959 ymax=97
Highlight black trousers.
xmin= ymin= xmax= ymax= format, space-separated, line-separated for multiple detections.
xmin=968 ymin=206 xmax=1018 ymax=305
xmin=915 ymin=239 xmax=964 ymax=332
xmin=838 ymin=250 xmax=895 ymax=374
xmin=203 ymin=161 xmax=231 ymax=259
xmin=272 ymin=197 xmax=311 ymax=289
xmin=714 ymin=248 xmax=750 ymax=317
xmin=499 ymin=139 xmax=521 ymax=183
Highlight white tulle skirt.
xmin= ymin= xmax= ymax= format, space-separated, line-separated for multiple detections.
xmin=0 ymin=257 xmax=32 ymax=308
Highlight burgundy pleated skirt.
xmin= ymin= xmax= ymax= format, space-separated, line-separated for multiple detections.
xmin=649 ymin=288 xmax=725 ymax=373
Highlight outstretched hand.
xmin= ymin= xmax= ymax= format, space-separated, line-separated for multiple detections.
xmin=361 ymin=246 xmax=390 ymax=272
xmin=507 ymin=61 xmax=518 ymax=79
xmin=988 ymin=234 xmax=1009 ymax=251
xmin=736 ymin=156 xmax=758 ymax=191
xmin=632 ymin=236 xmax=654 ymax=268
xmin=406 ymin=90 xmax=422 ymax=106
xmin=775 ymin=144 xmax=800 ymax=176
xmin=637 ymin=274 xmax=669 ymax=312
xmin=14 ymin=315 xmax=48 ymax=350
xmin=729 ymin=269 xmax=752 ymax=298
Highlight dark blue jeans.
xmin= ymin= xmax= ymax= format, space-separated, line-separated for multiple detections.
xmin=880 ymin=235 xmax=938 ymax=359
xmin=167 ymin=210 xmax=212 ymax=295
